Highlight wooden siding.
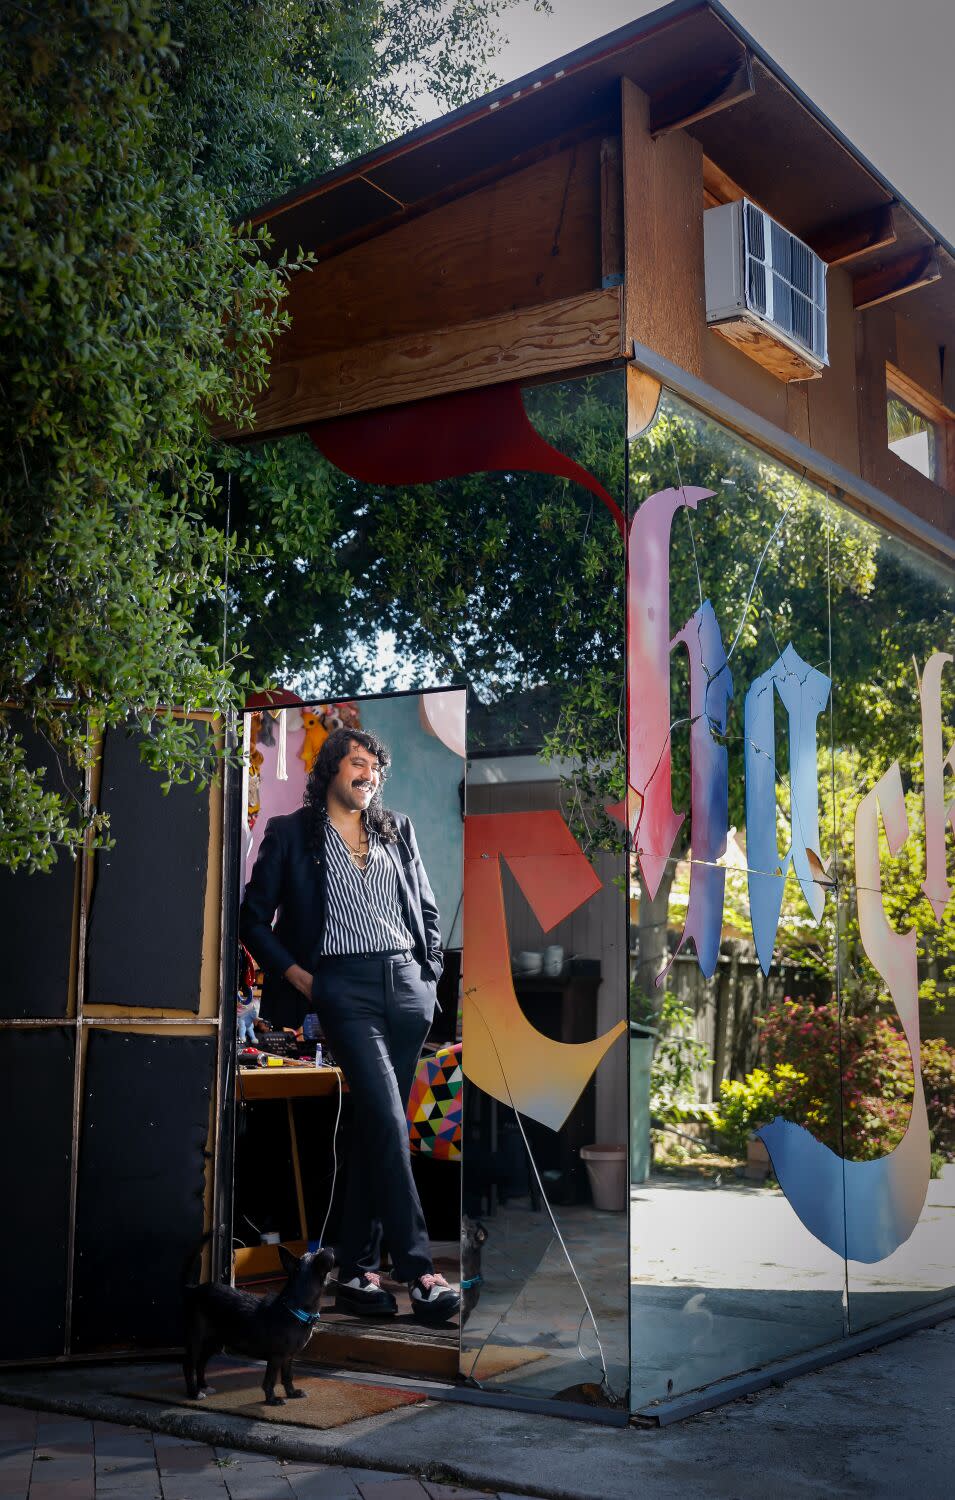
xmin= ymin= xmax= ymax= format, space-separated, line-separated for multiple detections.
xmin=622 ymin=77 xmax=705 ymax=380
xmin=222 ymin=74 xmax=953 ymax=547
xmin=275 ymin=138 xmax=604 ymax=363
xmin=856 ymin=303 xmax=953 ymax=534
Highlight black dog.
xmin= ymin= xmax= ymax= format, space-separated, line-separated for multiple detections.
xmin=460 ymin=1216 xmax=488 ymax=1324
xmin=182 ymin=1243 xmax=335 ymax=1406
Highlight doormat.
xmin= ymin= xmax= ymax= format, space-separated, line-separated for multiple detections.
xmin=459 ymin=1345 xmax=547 ymax=1380
xmin=117 ymin=1364 xmax=427 ymax=1429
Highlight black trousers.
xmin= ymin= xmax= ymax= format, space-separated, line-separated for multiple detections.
xmin=312 ymin=951 xmax=436 ymax=1282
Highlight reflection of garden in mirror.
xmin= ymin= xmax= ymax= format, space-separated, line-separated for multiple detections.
xmin=625 ymin=391 xmax=954 ymax=1404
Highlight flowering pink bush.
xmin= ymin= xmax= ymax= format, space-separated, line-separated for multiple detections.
xmin=751 ymin=998 xmax=955 ymax=1162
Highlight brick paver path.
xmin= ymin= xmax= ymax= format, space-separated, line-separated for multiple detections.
xmin=0 ymin=1406 xmax=530 ymax=1500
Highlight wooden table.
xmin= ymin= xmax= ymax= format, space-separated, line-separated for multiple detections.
xmin=238 ymin=1062 xmax=344 ymax=1102
xmin=236 ymin=1065 xmax=346 ymax=1270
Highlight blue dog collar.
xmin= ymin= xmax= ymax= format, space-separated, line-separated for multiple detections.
xmin=283 ymin=1302 xmax=321 ymax=1325
xmin=460 ymin=1275 xmax=482 ymax=1290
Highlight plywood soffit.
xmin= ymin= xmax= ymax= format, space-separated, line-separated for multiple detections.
xmin=649 ymin=51 xmax=755 ymax=137
xmin=853 ymin=248 xmax=942 ymax=311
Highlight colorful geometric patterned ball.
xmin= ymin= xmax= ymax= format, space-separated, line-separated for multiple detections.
xmin=407 ymin=1043 xmax=462 ymax=1161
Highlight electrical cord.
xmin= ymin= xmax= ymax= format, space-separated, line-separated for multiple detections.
xmin=317 ymin=1064 xmax=344 ymax=1253
xmin=468 ymin=995 xmax=618 ymax=1402
xmin=236 ymin=1061 xmax=343 ymax=1261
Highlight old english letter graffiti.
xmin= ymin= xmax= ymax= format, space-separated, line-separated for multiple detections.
xmin=921 ymin=651 xmax=955 ymax=921
xmin=760 ymin=763 xmax=930 ymax=1260
xmin=623 ymin=486 xmax=732 ymax=981
xmin=629 ymin=484 xmax=951 ymax=1261
xmin=744 ymin=644 xmax=832 ymax=975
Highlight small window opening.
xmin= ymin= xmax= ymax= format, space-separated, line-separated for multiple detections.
xmin=885 ymin=363 xmax=951 ymax=491
xmin=887 ymin=393 xmax=939 ymax=481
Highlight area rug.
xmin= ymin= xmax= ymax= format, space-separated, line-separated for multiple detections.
xmin=459 ymin=1344 xmax=547 ymax=1380
xmin=117 ymin=1364 xmax=426 ymax=1429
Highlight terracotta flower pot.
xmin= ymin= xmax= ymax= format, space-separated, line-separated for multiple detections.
xmin=744 ymin=1135 xmax=771 ymax=1180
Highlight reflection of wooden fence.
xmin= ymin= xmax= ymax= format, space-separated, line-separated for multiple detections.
xmin=660 ymin=945 xmax=955 ymax=1102
xmin=667 ymin=945 xmax=822 ymax=1103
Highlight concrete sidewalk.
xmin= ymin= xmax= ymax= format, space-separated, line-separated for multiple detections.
xmin=0 ymin=1406 xmax=513 ymax=1500
xmin=1 ymin=1319 xmax=954 ymax=1499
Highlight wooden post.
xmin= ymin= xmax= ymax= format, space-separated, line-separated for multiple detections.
xmin=621 ymin=77 xmax=706 ymax=380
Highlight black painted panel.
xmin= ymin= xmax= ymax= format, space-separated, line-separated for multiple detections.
xmin=0 ymin=1028 xmax=75 ymax=1358
xmin=0 ymin=717 xmax=79 ymax=1018
xmin=71 ymin=1030 xmax=215 ymax=1352
xmin=86 ymin=728 xmax=210 ymax=1011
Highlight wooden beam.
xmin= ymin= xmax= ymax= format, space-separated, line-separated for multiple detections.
xmin=649 ymin=54 xmax=755 ymax=137
xmin=853 ymin=247 xmax=941 ymax=310
xmin=702 ymin=154 xmax=747 ymax=209
xmin=808 ymin=204 xmax=897 ymax=267
xmin=213 ymin=288 xmax=623 ymax=442
xmin=622 ymin=77 xmax=705 ymax=380
xmin=600 ymin=135 xmax=623 ymax=288
xmin=886 ymin=360 xmax=952 ymax=425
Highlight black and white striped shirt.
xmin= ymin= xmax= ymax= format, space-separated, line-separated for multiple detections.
xmin=320 ymin=816 xmax=413 ymax=956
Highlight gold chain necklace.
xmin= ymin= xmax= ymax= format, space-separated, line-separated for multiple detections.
xmin=334 ymin=821 xmax=370 ymax=868
xmin=348 ymin=842 xmax=370 ymax=869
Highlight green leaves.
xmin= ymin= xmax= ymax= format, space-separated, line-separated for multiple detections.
xmin=0 ymin=0 xmax=553 ymax=870
xmin=0 ymin=1 xmax=289 ymax=868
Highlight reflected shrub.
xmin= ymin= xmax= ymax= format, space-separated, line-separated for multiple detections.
xmin=713 ymin=998 xmax=955 ymax=1163
xmin=922 ymin=1038 xmax=955 ymax=1158
xmin=646 ymin=991 xmax=713 ymax=1124
xmin=713 ymin=1067 xmax=788 ymax=1157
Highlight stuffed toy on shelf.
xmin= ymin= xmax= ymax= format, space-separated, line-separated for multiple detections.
xmin=299 ymin=709 xmax=329 ymax=774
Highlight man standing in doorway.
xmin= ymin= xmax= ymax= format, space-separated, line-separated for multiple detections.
xmin=240 ymin=726 xmax=459 ymax=1325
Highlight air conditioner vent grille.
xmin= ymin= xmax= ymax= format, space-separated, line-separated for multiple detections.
xmin=770 ymin=220 xmax=790 ymax=281
xmin=771 ymin=276 xmax=814 ymax=346
xmin=745 ymin=200 xmax=765 ymax=261
xmin=730 ymin=198 xmax=828 ymax=365
xmin=748 ymin=258 xmax=767 ymax=314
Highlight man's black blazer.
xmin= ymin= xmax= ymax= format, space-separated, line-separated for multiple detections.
xmin=239 ymin=807 xmax=443 ymax=1029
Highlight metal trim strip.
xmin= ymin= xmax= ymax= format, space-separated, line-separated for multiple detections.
xmin=629 ymin=338 xmax=955 ymax=564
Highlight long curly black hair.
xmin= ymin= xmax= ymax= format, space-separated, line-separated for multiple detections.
xmin=303 ymin=726 xmax=398 ymax=846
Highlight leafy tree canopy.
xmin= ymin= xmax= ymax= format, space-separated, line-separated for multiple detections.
xmin=0 ymin=0 xmax=541 ymax=871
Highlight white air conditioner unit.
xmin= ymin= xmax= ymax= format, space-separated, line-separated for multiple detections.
xmin=704 ymin=199 xmax=828 ymax=381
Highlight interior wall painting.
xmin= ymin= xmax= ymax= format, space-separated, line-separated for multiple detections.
xmin=244 ymin=692 xmax=465 ymax=951
xmin=462 ymin=810 xmax=625 ymax=1131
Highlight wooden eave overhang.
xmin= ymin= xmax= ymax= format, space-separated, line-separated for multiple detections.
xmin=221 ymin=0 xmax=954 ymax=473
xmin=248 ymin=0 xmax=953 ymax=336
